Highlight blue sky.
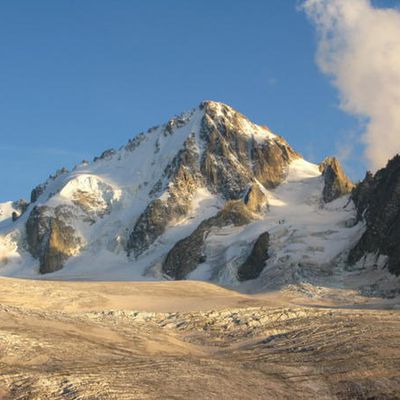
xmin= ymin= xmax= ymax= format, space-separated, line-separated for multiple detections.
xmin=0 ymin=0 xmax=397 ymax=201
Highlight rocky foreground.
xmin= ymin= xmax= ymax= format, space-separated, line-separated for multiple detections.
xmin=0 ymin=278 xmax=399 ymax=400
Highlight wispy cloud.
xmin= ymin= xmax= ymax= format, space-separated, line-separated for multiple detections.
xmin=302 ymin=0 xmax=400 ymax=170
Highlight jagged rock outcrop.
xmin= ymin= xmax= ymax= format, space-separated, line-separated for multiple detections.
xmin=237 ymin=231 xmax=270 ymax=281
xmin=244 ymin=183 xmax=268 ymax=213
xmin=9 ymin=199 xmax=29 ymax=221
xmin=350 ymin=171 xmax=375 ymax=221
xmin=162 ymin=200 xmax=254 ymax=280
xmin=30 ymin=183 xmax=46 ymax=203
xmin=348 ymin=154 xmax=400 ymax=275
xmin=30 ymin=168 xmax=69 ymax=204
xmin=319 ymin=157 xmax=354 ymax=203
xmin=12 ymin=199 xmax=29 ymax=215
xmin=26 ymin=206 xmax=83 ymax=274
xmin=25 ymin=174 xmax=119 ymax=273
xmin=93 ymin=149 xmax=116 ymax=162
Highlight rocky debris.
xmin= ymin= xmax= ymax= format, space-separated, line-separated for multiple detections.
xmin=349 ymin=154 xmax=400 ymax=275
xmin=86 ymin=306 xmax=313 ymax=341
xmin=243 ymin=183 xmax=268 ymax=213
xmin=26 ymin=205 xmax=83 ymax=274
xmin=1 ymin=286 xmax=400 ymax=400
xmin=162 ymin=200 xmax=253 ymax=279
xmin=319 ymin=157 xmax=354 ymax=203
xmin=237 ymin=232 xmax=270 ymax=281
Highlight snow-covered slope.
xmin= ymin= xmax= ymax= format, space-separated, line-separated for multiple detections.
xmin=0 ymin=100 xmax=396 ymax=294
xmin=183 ymin=159 xmax=361 ymax=287
xmin=1 ymin=106 xmax=206 ymax=278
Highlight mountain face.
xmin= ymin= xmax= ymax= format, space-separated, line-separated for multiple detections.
xmin=349 ymin=155 xmax=400 ymax=277
xmin=126 ymin=102 xmax=297 ymax=260
xmin=0 ymin=100 xmax=398 ymax=294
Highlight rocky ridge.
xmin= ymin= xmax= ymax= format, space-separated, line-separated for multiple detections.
xmin=349 ymin=154 xmax=400 ymax=276
xmin=319 ymin=156 xmax=354 ymax=203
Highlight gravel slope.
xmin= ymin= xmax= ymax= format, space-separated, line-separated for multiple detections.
xmin=1 ymin=278 xmax=400 ymax=399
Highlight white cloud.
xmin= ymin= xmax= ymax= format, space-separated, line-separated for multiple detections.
xmin=303 ymin=0 xmax=400 ymax=170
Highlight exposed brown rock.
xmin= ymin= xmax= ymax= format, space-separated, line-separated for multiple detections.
xmin=319 ymin=157 xmax=354 ymax=203
xmin=252 ymin=137 xmax=298 ymax=189
xmin=200 ymin=101 xmax=299 ymax=198
xmin=244 ymin=183 xmax=268 ymax=213
xmin=199 ymin=114 xmax=253 ymax=199
xmin=162 ymin=200 xmax=253 ymax=280
xmin=127 ymin=198 xmax=188 ymax=257
xmin=26 ymin=205 xmax=83 ymax=274
xmin=71 ymin=188 xmax=113 ymax=219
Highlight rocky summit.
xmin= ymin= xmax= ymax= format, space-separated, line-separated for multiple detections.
xmin=0 ymin=101 xmax=399 ymax=296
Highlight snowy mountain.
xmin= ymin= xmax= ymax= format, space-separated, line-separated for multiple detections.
xmin=0 ymin=101 xmax=398 ymax=295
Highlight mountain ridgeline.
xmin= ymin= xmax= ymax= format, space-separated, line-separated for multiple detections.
xmin=0 ymin=101 xmax=399 ymax=295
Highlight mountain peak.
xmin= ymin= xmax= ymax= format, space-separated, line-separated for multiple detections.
xmin=2 ymin=101 xmax=300 ymax=276
xmin=3 ymin=101 xmax=396 ymax=300
xmin=199 ymin=99 xmax=229 ymax=109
